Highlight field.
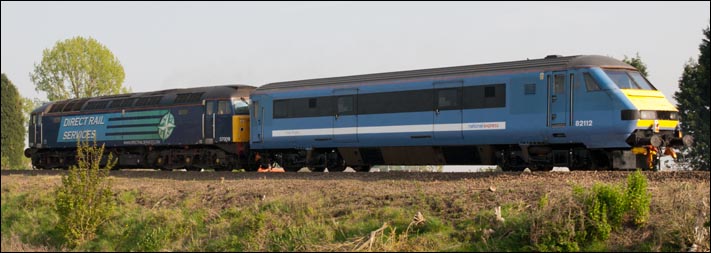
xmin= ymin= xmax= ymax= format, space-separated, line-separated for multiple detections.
xmin=2 ymin=170 xmax=710 ymax=252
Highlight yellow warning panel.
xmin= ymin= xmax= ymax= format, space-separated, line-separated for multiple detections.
xmin=232 ymin=115 xmax=250 ymax=142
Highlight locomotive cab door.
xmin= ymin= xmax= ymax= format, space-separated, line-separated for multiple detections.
xmin=29 ymin=113 xmax=39 ymax=148
xmin=333 ymin=89 xmax=358 ymax=143
xmin=204 ymin=100 xmax=216 ymax=144
xmin=214 ymin=100 xmax=234 ymax=143
xmin=548 ymin=71 xmax=569 ymax=128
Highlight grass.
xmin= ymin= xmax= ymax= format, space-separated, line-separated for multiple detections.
xmin=1 ymin=172 xmax=709 ymax=252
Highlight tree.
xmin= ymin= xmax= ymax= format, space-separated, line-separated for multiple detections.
xmin=21 ymin=97 xmax=42 ymax=128
xmin=674 ymin=25 xmax=710 ymax=170
xmin=623 ymin=53 xmax=649 ymax=77
xmin=1 ymin=74 xmax=27 ymax=169
xmin=30 ymin=36 xmax=129 ymax=101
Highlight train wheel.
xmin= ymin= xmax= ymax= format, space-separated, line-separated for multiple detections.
xmin=354 ymin=166 xmax=371 ymax=172
xmin=283 ymin=166 xmax=302 ymax=172
xmin=310 ymin=167 xmax=326 ymax=172
xmin=328 ymin=165 xmax=346 ymax=172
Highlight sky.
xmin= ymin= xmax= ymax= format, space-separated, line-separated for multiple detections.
xmin=2 ymin=1 xmax=709 ymax=105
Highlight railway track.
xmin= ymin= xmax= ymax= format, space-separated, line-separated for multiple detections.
xmin=2 ymin=169 xmax=708 ymax=182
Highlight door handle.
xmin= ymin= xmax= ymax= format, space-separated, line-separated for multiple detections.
xmin=551 ymin=95 xmax=557 ymax=102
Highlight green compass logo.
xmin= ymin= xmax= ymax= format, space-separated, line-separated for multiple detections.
xmin=157 ymin=112 xmax=176 ymax=140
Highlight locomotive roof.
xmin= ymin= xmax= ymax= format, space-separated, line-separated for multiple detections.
xmin=35 ymin=84 xmax=255 ymax=114
xmin=256 ymin=55 xmax=633 ymax=92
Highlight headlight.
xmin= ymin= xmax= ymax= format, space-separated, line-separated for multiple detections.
xmin=669 ymin=112 xmax=678 ymax=120
xmin=640 ymin=110 xmax=656 ymax=120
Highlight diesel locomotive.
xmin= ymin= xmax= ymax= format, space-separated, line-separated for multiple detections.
xmin=25 ymin=55 xmax=692 ymax=171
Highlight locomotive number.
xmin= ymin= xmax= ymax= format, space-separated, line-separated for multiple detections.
xmin=575 ymin=120 xmax=593 ymax=127
xmin=219 ymin=136 xmax=231 ymax=142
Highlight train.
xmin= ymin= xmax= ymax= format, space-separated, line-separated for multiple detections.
xmin=25 ymin=54 xmax=693 ymax=171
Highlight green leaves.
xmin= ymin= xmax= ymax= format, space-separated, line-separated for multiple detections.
xmin=30 ymin=36 xmax=128 ymax=102
xmin=55 ymin=138 xmax=117 ymax=248
xmin=1 ymin=74 xmax=26 ymax=170
xmin=623 ymin=53 xmax=649 ymax=77
xmin=674 ymin=25 xmax=710 ymax=170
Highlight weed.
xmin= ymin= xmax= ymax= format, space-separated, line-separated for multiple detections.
xmin=54 ymin=138 xmax=116 ymax=248
xmin=626 ymin=169 xmax=651 ymax=225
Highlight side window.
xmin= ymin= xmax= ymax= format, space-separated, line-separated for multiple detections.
xmin=484 ymin=86 xmax=495 ymax=97
xmin=462 ymin=84 xmax=506 ymax=109
xmin=554 ymin=74 xmax=565 ymax=94
xmin=337 ymin=96 xmax=355 ymax=115
xmin=583 ymin=73 xmax=601 ymax=91
xmin=206 ymin=101 xmax=215 ymax=115
xmin=273 ymin=100 xmax=288 ymax=118
xmin=436 ymin=88 xmax=460 ymax=110
xmin=218 ymin=101 xmax=231 ymax=115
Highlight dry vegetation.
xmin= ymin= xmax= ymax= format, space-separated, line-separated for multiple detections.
xmin=2 ymin=170 xmax=709 ymax=252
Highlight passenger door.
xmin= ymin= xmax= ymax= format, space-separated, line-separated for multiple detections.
xmin=434 ymin=81 xmax=463 ymax=140
xmin=204 ymin=100 xmax=215 ymax=144
xmin=548 ymin=72 xmax=569 ymax=128
xmin=333 ymin=89 xmax=358 ymax=143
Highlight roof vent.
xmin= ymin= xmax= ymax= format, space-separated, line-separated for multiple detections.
xmin=545 ymin=54 xmax=563 ymax=59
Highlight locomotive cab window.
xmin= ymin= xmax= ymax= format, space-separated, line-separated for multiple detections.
xmin=233 ymin=98 xmax=249 ymax=115
xmin=206 ymin=101 xmax=215 ymax=115
xmin=554 ymin=75 xmax=565 ymax=94
xmin=583 ymin=73 xmax=601 ymax=91
xmin=218 ymin=101 xmax=232 ymax=115
xmin=604 ymin=70 xmax=656 ymax=90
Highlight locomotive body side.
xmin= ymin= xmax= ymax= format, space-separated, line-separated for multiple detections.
xmin=26 ymin=85 xmax=256 ymax=170
xmin=250 ymin=55 xmax=689 ymax=171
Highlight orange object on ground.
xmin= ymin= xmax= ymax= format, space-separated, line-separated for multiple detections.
xmin=257 ymin=164 xmax=285 ymax=172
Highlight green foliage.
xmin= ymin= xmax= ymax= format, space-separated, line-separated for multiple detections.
xmin=623 ymin=53 xmax=649 ymax=77
xmin=586 ymin=183 xmax=626 ymax=240
xmin=54 ymin=138 xmax=116 ymax=248
xmin=675 ymin=25 xmax=710 ymax=170
xmin=1 ymin=73 xmax=27 ymax=170
xmin=29 ymin=36 xmax=129 ymax=101
xmin=1 ymin=192 xmax=63 ymax=248
xmin=530 ymin=172 xmax=652 ymax=251
xmin=626 ymin=170 xmax=651 ymax=225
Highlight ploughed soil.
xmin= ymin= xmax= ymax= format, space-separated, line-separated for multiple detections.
xmin=2 ymin=170 xmax=709 ymax=218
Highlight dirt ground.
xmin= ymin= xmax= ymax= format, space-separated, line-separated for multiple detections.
xmin=2 ymin=170 xmax=709 ymax=216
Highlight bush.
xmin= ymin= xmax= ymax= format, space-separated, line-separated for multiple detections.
xmin=587 ymin=183 xmax=626 ymax=240
xmin=54 ymin=138 xmax=116 ymax=248
xmin=626 ymin=170 xmax=651 ymax=225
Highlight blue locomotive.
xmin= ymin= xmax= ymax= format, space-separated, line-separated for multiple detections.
xmin=26 ymin=55 xmax=692 ymax=171
xmin=25 ymin=85 xmax=255 ymax=170
xmin=249 ymin=55 xmax=691 ymax=171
